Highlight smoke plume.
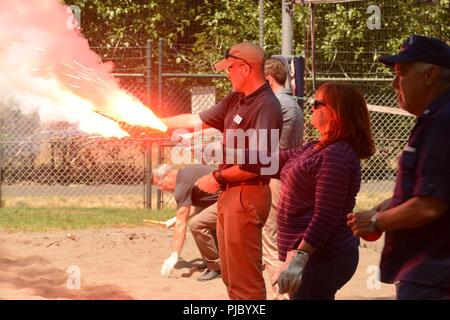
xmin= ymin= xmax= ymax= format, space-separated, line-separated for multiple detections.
xmin=0 ymin=0 xmax=161 ymax=137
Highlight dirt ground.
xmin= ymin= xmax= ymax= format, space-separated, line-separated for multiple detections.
xmin=0 ymin=225 xmax=395 ymax=300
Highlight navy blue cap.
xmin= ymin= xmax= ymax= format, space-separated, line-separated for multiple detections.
xmin=379 ymin=34 xmax=450 ymax=69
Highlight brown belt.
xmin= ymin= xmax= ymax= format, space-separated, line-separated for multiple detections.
xmin=221 ymin=179 xmax=269 ymax=191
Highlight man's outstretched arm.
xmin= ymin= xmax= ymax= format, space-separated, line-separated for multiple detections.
xmin=162 ymin=114 xmax=209 ymax=131
xmin=160 ymin=205 xmax=191 ymax=277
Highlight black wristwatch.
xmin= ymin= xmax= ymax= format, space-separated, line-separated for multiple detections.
xmin=369 ymin=212 xmax=381 ymax=233
xmin=212 ymin=170 xmax=227 ymax=188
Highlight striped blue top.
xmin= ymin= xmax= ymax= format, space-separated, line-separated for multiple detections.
xmin=276 ymin=141 xmax=360 ymax=261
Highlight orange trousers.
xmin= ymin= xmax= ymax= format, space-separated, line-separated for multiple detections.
xmin=217 ymin=184 xmax=271 ymax=300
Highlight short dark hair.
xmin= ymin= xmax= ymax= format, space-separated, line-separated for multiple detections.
xmin=264 ymin=58 xmax=287 ymax=85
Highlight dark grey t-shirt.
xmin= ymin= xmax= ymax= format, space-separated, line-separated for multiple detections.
xmin=174 ymin=164 xmax=219 ymax=209
xmin=199 ymin=82 xmax=283 ymax=174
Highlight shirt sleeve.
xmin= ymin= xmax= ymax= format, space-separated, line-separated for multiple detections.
xmin=255 ymin=101 xmax=282 ymax=150
xmin=174 ymin=171 xmax=194 ymax=209
xmin=302 ymin=148 xmax=355 ymax=249
xmin=199 ymin=94 xmax=233 ymax=132
xmin=238 ymin=101 xmax=283 ymax=176
xmin=238 ymin=152 xmax=280 ymax=178
xmin=279 ymin=149 xmax=296 ymax=169
xmin=413 ymin=116 xmax=450 ymax=202
xmin=238 ymin=141 xmax=308 ymax=178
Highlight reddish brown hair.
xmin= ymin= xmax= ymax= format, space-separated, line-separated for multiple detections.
xmin=316 ymin=83 xmax=375 ymax=159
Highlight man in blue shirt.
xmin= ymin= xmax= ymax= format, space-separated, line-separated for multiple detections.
xmin=347 ymin=35 xmax=450 ymax=299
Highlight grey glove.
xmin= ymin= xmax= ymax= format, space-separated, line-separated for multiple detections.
xmin=278 ymin=250 xmax=310 ymax=296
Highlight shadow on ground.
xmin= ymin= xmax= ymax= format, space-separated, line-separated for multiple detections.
xmin=174 ymin=258 xmax=207 ymax=278
xmin=0 ymin=247 xmax=133 ymax=299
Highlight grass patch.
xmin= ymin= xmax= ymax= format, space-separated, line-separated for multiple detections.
xmin=4 ymin=194 xmax=176 ymax=209
xmin=0 ymin=207 xmax=175 ymax=232
xmin=0 ymin=191 xmax=392 ymax=232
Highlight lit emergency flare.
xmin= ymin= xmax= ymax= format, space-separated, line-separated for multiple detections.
xmin=102 ymin=91 xmax=168 ymax=133
xmin=94 ymin=110 xmax=167 ymax=138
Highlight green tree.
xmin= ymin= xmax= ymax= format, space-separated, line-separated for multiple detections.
xmin=68 ymin=0 xmax=208 ymax=46
xmin=292 ymin=0 xmax=450 ymax=77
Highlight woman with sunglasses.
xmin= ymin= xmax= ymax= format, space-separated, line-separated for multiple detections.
xmin=271 ymin=82 xmax=375 ymax=299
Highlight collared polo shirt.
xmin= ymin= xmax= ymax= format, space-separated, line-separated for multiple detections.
xmin=200 ymin=82 xmax=283 ymax=175
xmin=175 ymin=164 xmax=219 ymax=209
xmin=380 ymin=89 xmax=450 ymax=286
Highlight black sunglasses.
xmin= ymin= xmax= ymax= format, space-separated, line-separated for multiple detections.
xmin=225 ymin=50 xmax=251 ymax=68
xmin=312 ymin=99 xmax=326 ymax=110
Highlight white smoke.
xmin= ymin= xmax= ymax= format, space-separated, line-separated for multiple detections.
xmin=0 ymin=0 xmax=131 ymax=136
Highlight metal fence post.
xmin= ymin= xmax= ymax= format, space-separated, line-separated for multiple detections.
xmin=144 ymin=39 xmax=153 ymax=210
xmin=156 ymin=141 xmax=162 ymax=210
xmin=294 ymin=56 xmax=305 ymax=111
xmin=309 ymin=3 xmax=316 ymax=91
xmin=144 ymin=139 xmax=152 ymax=210
xmin=0 ymin=115 xmax=6 ymax=208
xmin=0 ymin=142 xmax=3 ymax=208
xmin=157 ymin=38 xmax=164 ymax=210
xmin=146 ymin=39 xmax=153 ymax=107
xmin=282 ymin=0 xmax=293 ymax=56
xmin=259 ymin=0 xmax=264 ymax=48
xmin=158 ymin=38 xmax=164 ymax=117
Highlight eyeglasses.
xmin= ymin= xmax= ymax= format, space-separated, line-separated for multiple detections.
xmin=312 ymin=99 xmax=326 ymax=110
xmin=225 ymin=49 xmax=251 ymax=68
xmin=225 ymin=63 xmax=247 ymax=74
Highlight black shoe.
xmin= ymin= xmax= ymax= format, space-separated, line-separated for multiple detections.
xmin=196 ymin=261 xmax=207 ymax=270
xmin=197 ymin=269 xmax=221 ymax=282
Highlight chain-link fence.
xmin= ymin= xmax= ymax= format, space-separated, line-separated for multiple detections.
xmin=0 ymin=44 xmax=156 ymax=209
xmin=298 ymin=0 xmax=445 ymax=197
xmin=0 ymin=40 xmax=228 ymax=210
xmin=0 ymin=47 xmax=418 ymax=210
xmin=1 ymin=1 xmax=447 ymax=209
xmin=0 ymin=125 xmax=146 ymax=208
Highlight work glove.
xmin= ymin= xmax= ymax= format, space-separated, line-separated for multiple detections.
xmin=277 ymin=249 xmax=310 ymax=297
xmin=164 ymin=216 xmax=176 ymax=229
xmin=161 ymin=252 xmax=179 ymax=277
xmin=271 ymin=250 xmax=305 ymax=292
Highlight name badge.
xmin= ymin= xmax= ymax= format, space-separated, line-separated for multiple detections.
xmin=233 ymin=114 xmax=243 ymax=125
xmin=404 ymin=145 xmax=416 ymax=153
